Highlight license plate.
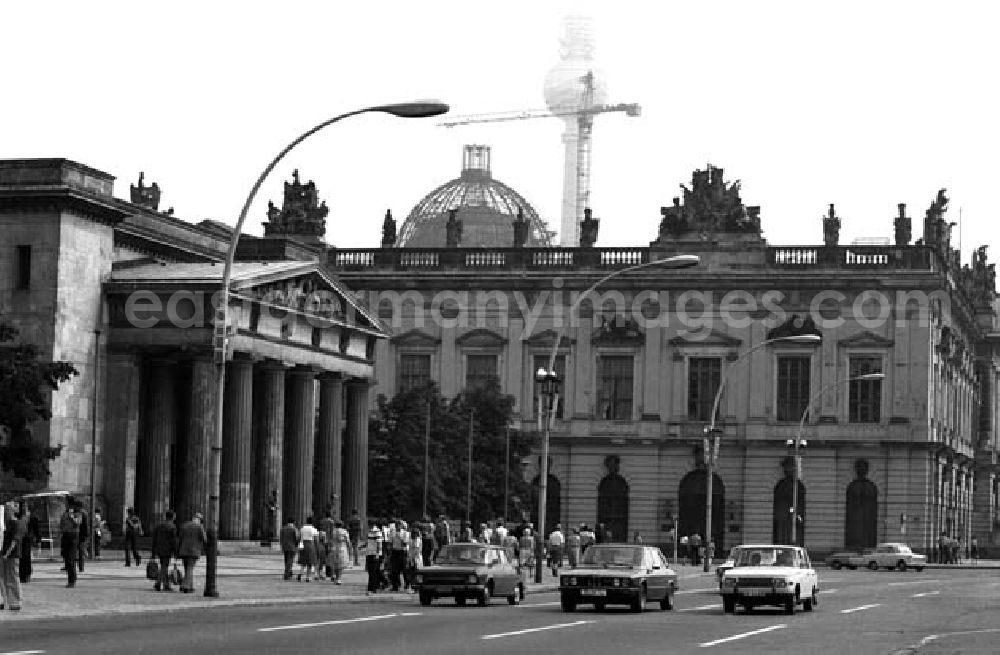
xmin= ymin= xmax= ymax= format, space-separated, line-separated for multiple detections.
xmin=581 ymin=589 xmax=607 ymax=596
xmin=434 ymin=586 xmax=452 ymax=594
xmin=741 ymin=588 xmax=768 ymax=596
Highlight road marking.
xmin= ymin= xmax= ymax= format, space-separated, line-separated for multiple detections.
xmin=1 ymin=651 xmax=47 ymax=655
xmin=258 ymin=612 xmax=421 ymax=632
xmin=892 ymin=628 xmax=1000 ymax=655
xmin=887 ymin=579 xmax=940 ymax=586
xmin=911 ymin=590 xmax=940 ymax=598
xmin=519 ymin=601 xmax=561 ymax=607
xmin=677 ymin=587 xmax=716 ymax=594
xmin=820 ymin=589 xmax=838 ymax=594
xmin=482 ymin=620 xmax=594 ymax=640
xmin=840 ymin=603 xmax=881 ymax=614
xmin=679 ymin=603 xmax=721 ymax=612
xmin=698 ymin=624 xmax=786 ymax=648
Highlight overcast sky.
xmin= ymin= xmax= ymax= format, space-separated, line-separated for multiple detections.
xmin=3 ymin=1 xmax=997 ymax=261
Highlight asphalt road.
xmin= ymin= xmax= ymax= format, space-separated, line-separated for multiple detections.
xmin=2 ymin=569 xmax=998 ymax=654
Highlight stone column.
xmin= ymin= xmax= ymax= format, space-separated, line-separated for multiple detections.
xmin=178 ymin=356 xmax=216 ymax=523
xmin=220 ymin=357 xmax=254 ymax=539
xmin=313 ymin=374 xmax=344 ymax=521
xmin=253 ymin=361 xmax=286 ymax=541
xmin=140 ymin=358 xmax=177 ymax=529
xmin=283 ymin=367 xmax=317 ymax=525
xmin=102 ymin=348 xmax=142 ymax=534
xmin=342 ymin=380 xmax=371 ymax=524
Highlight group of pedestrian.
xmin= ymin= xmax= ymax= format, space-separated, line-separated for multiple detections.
xmin=938 ymin=531 xmax=978 ymax=563
xmin=149 ymin=509 xmax=207 ymax=593
xmin=279 ymin=514 xmax=353 ymax=584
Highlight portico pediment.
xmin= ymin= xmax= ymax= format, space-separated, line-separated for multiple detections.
xmin=523 ymin=328 xmax=574 ymax=349
xmin=668 ymin=328 xmax=743 ymax=348
xmin=390 ymin=329 xmax=441 ymax=347
xmin=455 ymin=328 xmax=507 ymax=348
xmin=837 ymin=330 xmax=894 ymax=349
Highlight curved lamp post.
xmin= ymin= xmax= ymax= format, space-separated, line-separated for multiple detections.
xmin=701 ymin=332 xmax=822 ymax=571
xmin=787 ymin=371 xmax=885 ymax=546
xmin=206 ymin=100 xmax=449 ymax=597
xmin=533 ymin=254 xmax=699 ymax=583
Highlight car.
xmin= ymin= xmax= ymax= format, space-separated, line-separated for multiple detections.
xmin=855 ymin=542 xmax=927 ymax=572
xmin=825 ymin=549 xmax=864 ymax=570
xmin=558 ymin=544 xmax=678 ymax=613
xmin=413 ymin=543 xmax=524 ymax=606
xmin=719 ymin=544 xmax=819 ymax=615
xmin=716 ymin=546 xmax=746 ymax=587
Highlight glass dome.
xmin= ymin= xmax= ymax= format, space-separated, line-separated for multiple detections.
xmin=397 ymin=145 xmax=554 ymax=247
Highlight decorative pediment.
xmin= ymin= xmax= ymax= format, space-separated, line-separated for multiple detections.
xmin=668 ymin=328 xmax=742 ymax=348
xmin=837 ymin=330 xmax=894 ymax=349
xmin=390 ymin=329 xmax=441 ymax=347
xmin=456 ymin=328 xmax=507 ymax=348
xmin=592 ymin=314 xmax=644 ymax=346
xmin=522 ymin=328 xmax=574 ymax=349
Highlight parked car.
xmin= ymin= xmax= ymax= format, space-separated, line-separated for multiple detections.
xmin=716 ymin=546 xmax=746 ymax=587
xmin=413 ymin=543 xmax=523 ymax=606
xmin=719 ymin=544 xmax=819 ymax=615
xmin=825 ymin=549 xmax=864 ymax=570
xmin=559 ymin=544 xmax=678 ymax=613
xmin=855 ymin=543 xmax=927 ymax=571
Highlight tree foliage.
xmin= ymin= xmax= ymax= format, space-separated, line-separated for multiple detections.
xmin=0 ymin=323 xmax=78 ymax=481
xmin=369 ymin=381 xmax=534 ymax=525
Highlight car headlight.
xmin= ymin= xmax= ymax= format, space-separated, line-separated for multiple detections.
xmin=467 ymin=574 xmax=478 ymax=584
xmin=612 ymin=578 xmax=621 ymax=587
xmin=414 ymin=574 xmax=423 ymax=584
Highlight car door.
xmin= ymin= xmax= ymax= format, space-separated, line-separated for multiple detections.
xmin=657 ymin=549 xmax=676 ymax=596
xmin=492 ymin=548 xmax=514 ymax=595
xmin=644 ymin=548 xmax=666 ymax=599
xmin=799 ymin=550 xmax=816 ymax=594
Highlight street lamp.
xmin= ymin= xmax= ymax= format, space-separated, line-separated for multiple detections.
xmin=702 ymin=332 xmax=821 ymax=571
xmin=206 ymin=100 xmax=449 ymax=597
xmin=786 ymin=371 xmax=885 ymax=546
xmin=534 ymin=253 xmax=699 ymax=583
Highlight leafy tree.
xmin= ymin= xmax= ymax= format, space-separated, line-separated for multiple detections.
xmin=369 ymin=380 xmax=533 ymax=526
xmin=0 ymin=323 xmax=78 ymax=481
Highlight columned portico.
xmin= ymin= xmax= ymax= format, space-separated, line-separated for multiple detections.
xmin=284 ymin=367 xmax=317 ymax=524
xmin=220 ymin=357 xmax=254 ymax=539
xmin=342 ymin=380 xmax=370 ymax=525
xmin=314 ymin=374 xmax=344 ymax=521
xmin=140 ymin=358 xmax=177 ymax=529
xmin=178 ymin=355 xmax=216 ymax=523
xmin=253 ymin=361 xmax=286 ymax=539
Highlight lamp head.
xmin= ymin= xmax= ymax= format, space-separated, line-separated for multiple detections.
xmin=376 ymin=100 xmax=450 ymax=118
xmin=774 ymin=334 xmax=822 ymax=345
xmin=652 ymin=254 xmax=700 ymax=269
xmin=857 ymin=372 xmax=885 ymax=381
xmin=535 ymin=366 xmax=548 ymax=383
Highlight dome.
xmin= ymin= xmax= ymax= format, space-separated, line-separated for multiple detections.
xmin=397 ymin=145 xmax=554 ymax=248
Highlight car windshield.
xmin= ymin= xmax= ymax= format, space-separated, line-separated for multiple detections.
xmin=580 ymin=546 xmax=644 ymax=568
xmin=735 ymin=547 xmax=797 ymax=567
xmin=434 ymin=545 xmax=487 ymax=565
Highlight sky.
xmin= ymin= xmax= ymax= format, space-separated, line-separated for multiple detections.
xmin=3 ymin=1 xmax=998 ymax=262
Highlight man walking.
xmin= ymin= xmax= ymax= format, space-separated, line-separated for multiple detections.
xmin=151 ymin=510 xmax=177 ymax=592
xmin=124 ymin=507 xmax=143 ymax=567
xmin=279 ymin=519 xmax=299 ymax=580
xmin=364 ymin=521 xmax=384 ymax=596
xmin=177 ymin=512 xmax=207 ymax=593
xmin=1 ymin=501 xmax=25 ymax=610
xmin=389 ymin=519 xmax=408 ymax=592
xmin=59 ymin=502 xmax=81 ymax=588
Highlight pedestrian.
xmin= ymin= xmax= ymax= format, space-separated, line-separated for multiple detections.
xmin=433 ymin=515 xmax=451 ymax=558
xmin=519 ymin=528 xmax=535 ymax=569
xmin=151 ymin=509 xmax=178 ymax=592
xmin=319 ymin=512 xmax=336 ymax=578
xmin=296 ymin=516 xmax=319 ymax=582
xmin=389 ymin=519 xmax=408 ymax=592
xmin=76 ymin=503 xmax=89 ymax=572
xmin=123 ymin=507 xmax=143 ymax=567
xmin=566 ymin=527 xmax=581 ymax=568
xmin=503 ymin=530 xmax=519 ymax=565
xmin=327 ymin=519 xmax=351 ymax=584
xmin=971 ymin=535 xmax=979 ymax=561
xmin=580 ymin=524 xmax=596 ymax=553
xmin=279 ymin=519 xmax=299 ymax=580
xmin=422 ymin=520 xmax=436 ymax=567
xmin=347 ymin=508 xmax=362 ymax=566
xmin=690 ymin=533 xmax=702 ymax=566
xmin=1 ymin=501 xmax=25 ymax=610
xmin=478 ymin=522 xmax=492 ymax=545
xmin=264 ymin=490 xmax=279 ymax=547
xmin=458 ymin=520 xmax=474 ymax=543
xmin=494 ymin=519 xmax=508 ymax=546
xmin=548 ymin=524 xmax=564 ymax=576
xmin=680 ymin=535 xmax=689 ymax=564
xmin=92 ymin=508 xmax=105 ymax=560
xmin=632 ymin=530 xmax=643 ymax=544
xmin=405 ymin=524 xmax=422 ymax=592
xmin=364 ymin=521 xmax=384 ymax=596
xmin=19 ymin=503 xmax=38 ymax=584
xmin=59 ymin=501 xmax=81 ymax=588
xmin=177 ymin=512 xmax=207 ymax=593
xmin=315 ymin=531 xmax=328 ymax=581
xmin=937 ymin=532 xmax=949 ymax=564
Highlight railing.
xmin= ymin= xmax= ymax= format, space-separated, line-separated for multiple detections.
xmin=767 ymin=245 xmax=935 ymax=270
xmin=329 ymin=247 xmax=651 ymax=271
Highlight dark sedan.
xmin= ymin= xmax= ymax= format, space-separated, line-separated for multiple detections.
xmin=558 ymin=544 xmax=678 ymax=613
xmin=413 ymin=544 xmax=523 ymax=607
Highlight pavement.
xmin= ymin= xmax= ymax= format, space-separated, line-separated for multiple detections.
xmin=2 ymin=547 xmax=997 ymax=623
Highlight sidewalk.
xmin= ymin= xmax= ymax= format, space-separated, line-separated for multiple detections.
xmin=0 ymin=548 xmax=560 ymax=622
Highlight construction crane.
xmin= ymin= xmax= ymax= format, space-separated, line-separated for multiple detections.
xmin=439 ymin=71 xmax=640 ymax=246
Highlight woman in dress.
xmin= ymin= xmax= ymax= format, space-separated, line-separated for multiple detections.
xmin=297 ymin=516 xmax=318 ymax=582
xmin=327 ymin=519 xmax=351 ymax=585
xmin=405 ymin=524 xmax=422 ymax=592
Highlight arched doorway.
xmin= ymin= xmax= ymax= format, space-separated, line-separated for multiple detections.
xmin=845 ymin=458 xmax=878 ymax=548
xmin=773 ymin=457 xmax=806 ymax=545
xmin=678 ymin=470 xmax=725 ymax=552
xmin=597 ymin=455 xmax=629 ymax=542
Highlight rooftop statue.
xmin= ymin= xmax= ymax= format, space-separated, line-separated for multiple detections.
xmin=381 ymin=209 xmax=397 ymax=248
xmin=922 ymin=188 xmax=950 ymax=251
xmin=579 ymin=207 xmax=600 ymax=248
xmin=445 ymin=209 xmax=463 ymax=248
xmin=511 ymin=206 xmax=529 ymax=248
xmin=129 ymin=171 xmax=162 ymax=211
xmin=822 ymin=204 xmax=841 ymax=247
xmin=263 ymin=169 xmax=329 ymax=241
xmin=894 ymin=203 xmax=911 ymax=246
xmin=655 ymin=165 xmax=760 ymax=241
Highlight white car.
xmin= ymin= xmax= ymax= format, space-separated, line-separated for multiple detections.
xmin=719 ymin=545 xmax=818 ymax=615
xmin=856 ymin=543 xmax=926 ymax=572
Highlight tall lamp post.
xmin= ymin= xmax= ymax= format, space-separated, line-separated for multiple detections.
xmin=206 ymin=100 xmax=449 ymax=597
xmin=702 ymin=332 xmax=822 ymax=572
xmin=534 ymin=253 xmax=700 ymax=583
xmin=787 ymin=372 xmax=885 ymax=545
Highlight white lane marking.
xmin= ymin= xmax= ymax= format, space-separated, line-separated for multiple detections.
xmin=677 ymin=587 xmax=716 ymax=594
xmin=258 ymin=612 xmax=420 ymax=632
xmin=482 ymin=620 xmax=594 ymax=640
xmin=518 ymin=601 xmax=561 ymax=607
xmin=679 ymin=603 xmax=721 ymax=612
xmin=0 ymin=651 xmax=47 ymax=655
xmin=887 ymin=579 xmax=940 ymax=586
xmin=699 ymin=624 xmax=786 ymax=648
xmin=892 ymin=628 xmax=1000 ymax=655
xmin=911 ymin=590 xmax=940 ymax=598
xmin=840 ymin=603 xmax=881 ymax=614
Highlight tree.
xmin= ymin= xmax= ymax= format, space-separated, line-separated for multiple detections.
xmin=368 ymin=381 xmax=533 ymax=525
xmin=0 ymin=323 xmax=78 ymax=481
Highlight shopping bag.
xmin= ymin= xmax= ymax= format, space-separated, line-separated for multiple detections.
xmin=146 ymin=560 xmax=159 ymax=580
xmin=169 ymin=562 xmax=183 ymax=586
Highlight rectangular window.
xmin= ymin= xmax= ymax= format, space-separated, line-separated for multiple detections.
xmin=532 ymin=354 xmax=566 ymax=419
xmin=398 ymin=353 xmax=431 ymax=393
xmin=776 ymin=356 xmax=811 ymax=422
xmin=849 ymin=356 xmax=882 ymax=423
xmin=16 ymin=245 xmax=31 ymax=290
xmin=688 ymin=357 xmax=722 ymax=421
xmin=465 ymin=354 xmax=498 ymax=391
xmin=597 ymin=355 xmax=633 ymax=420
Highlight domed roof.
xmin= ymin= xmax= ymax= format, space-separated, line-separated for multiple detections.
xmin=397 ymin=145 xmax=554 ymax=248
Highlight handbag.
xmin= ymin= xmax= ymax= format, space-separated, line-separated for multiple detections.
xmin=146 ymin=560 xmax=159 ymax=580
xmin=169 ymin=561 xmax=183 ymax=586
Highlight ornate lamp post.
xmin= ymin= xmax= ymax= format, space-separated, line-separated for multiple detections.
xmin=787 ymin=371 xmax=885 ymax=545
xmin=702 ymin=333 xmax=822 ymax=572
xmin=206 ymin=100 xmax=449 ymax=597
xmin=534 ymin=253 xmax=699 ymax=583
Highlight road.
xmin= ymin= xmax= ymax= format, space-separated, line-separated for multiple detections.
xmin=2 ymin=569 xmax=998 ymax=654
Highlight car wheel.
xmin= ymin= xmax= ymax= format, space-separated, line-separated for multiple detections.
xmin=518 ymin=583 xmax=525 ymax=601
xmin=803 ymin=588 xmax=817 ymax=612
xmin=560 ymin=595 xmax=577 ymax=612
xmin=896 ymin=560 xmax=907 ymax=572
xmin=594 ymin=600 xmax=606 ymax=612
xmin=784 ymin=597 xmax=795 ymax=615
xmin=419 ymin=592 xmax=433 ymax=607
xmin=660 ymin=589 xmax=674 ymax=611
xmin=630 ymin=584 xmax=646 ymax=613
xmin=831 ymin=561 xmax=842 ymax=570
xmin=477 ymin=584 xmax=491 ymax=607
xmin=915 ymin=567 xmax=925 ymax=572
xmin=867 ymin=561 xmax=878 ymax=571
xmin=742 ymin=603 xmax=754 ymax=614
xmin=848 ymin=565 xmax=857 ymax=570
xmin=455 ymin=595 xmax=466 ymax=607
xmin=723 ymin=597 xmax=735 ymax=614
